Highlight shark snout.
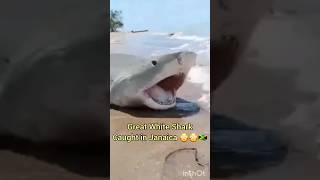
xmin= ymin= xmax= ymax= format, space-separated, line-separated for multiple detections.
xmin=177 ymin=51 xmax=197 ymax=69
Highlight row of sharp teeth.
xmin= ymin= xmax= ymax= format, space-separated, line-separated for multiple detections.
xmin=155 ymin=98 xmax=176 ymax=105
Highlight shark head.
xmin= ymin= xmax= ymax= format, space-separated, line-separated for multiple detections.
xmin=110 ymin=51 xmax=196 ymax=110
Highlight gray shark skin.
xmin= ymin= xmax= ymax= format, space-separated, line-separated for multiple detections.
xmin=0 ymin=1 xmax=108 ymax=177
xmin=0 ymin=0 xmax=105 ymax=60
xmin=0 ymin=0 xmax=106 ymax=144
xmin=110 ymin=51 xmax=196 ymax=110
xmin=0 ymin=37 xmax=107 ymax=143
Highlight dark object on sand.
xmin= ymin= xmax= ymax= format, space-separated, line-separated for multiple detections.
xmin=168 ymin=33 xmax=175 ymax=36
xmin=212 ymin=114 xmax=288 ymax=177
xmin=131 ymin=30 xmax=148 ymax=33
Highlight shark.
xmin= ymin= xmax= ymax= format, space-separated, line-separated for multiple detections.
xmin=110 ymin=51 xmax=196 ymax=110
xmin=0 ymin=37 xmax=107 ymax=143
xmin=0 ymin=0 xmax=106 ymax=144
xmin=0 ymin=49 xmax=196 ymax=143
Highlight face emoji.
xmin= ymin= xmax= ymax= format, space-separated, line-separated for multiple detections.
xmin=189 ymin=133 xmax=198 ymax=142
xmin=180 ymin=133 xmax=188 ymax=142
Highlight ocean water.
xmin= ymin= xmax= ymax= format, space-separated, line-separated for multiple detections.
xmin=110 ymin=32 xmax=210 ymax=110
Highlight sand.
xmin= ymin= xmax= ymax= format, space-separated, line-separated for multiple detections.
xmin=110 ymin=107 xmax=210 ymax=180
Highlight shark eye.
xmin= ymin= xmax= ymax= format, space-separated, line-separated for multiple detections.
xmin=151 ymin=60 xmax=157 ymax=66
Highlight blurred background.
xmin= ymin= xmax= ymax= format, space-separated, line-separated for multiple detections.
xmin=214 ymin=0 xmax=320 ymax=179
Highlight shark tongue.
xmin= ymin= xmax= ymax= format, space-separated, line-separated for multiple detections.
xmin=146 ymin=85 xmax=174 ymax=105
xmin=145 ymin=73 xmax=185 ymax=105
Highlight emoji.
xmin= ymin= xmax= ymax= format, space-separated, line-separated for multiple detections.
xmin=199 ymin=134 xmax=208 ymax=141
xmin=180 ymin=133 xmax=188 ymax=142
xmin=189 ymin=133 xmax=198 ymax=142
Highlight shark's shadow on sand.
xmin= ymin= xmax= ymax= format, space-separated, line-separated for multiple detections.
xmin=111 ymin=98 xmax=200 ymax=118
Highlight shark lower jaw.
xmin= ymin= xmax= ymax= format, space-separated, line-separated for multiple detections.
xmin=142 ymin=72 xmax=185 ymax=110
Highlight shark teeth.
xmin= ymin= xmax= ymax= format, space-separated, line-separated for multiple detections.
xmin=146 ymin=85 xmax=175 ymax=105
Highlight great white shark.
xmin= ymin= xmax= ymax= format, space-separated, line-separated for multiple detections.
xmin=0 ymin=0 xmax=106 ymax=143
xmin=110 ymin=51 xmax=196 ymax=110
xmin=0 ymin=37 xmax=107 ymax=143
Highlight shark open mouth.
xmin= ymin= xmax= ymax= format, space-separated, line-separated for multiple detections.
xmin=145 ymin=73 xmax=185 ymax=106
